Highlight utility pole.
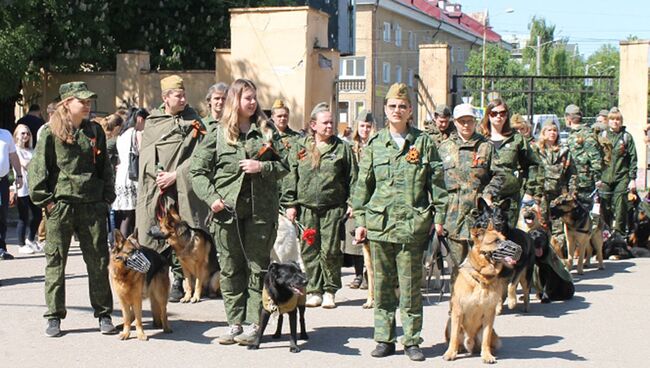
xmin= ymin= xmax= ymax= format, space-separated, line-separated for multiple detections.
xmin=481 ymin=9 xmax=488 ymax=109
xmin=536 ymin=35 xmax=541 ymax=76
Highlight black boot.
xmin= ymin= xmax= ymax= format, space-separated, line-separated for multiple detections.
xmin=404 ymin=345 xmax=425 ymax=361
xmin=371 ymin=342 xmax=395 ymax=358
xmin=169 ymin=278 xmax=184 ymax=303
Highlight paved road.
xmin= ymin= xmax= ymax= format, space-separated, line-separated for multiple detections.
xmin=1 ymin=234 xmax=648 ymax=368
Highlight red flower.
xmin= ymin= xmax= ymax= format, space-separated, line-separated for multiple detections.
xmin=302 ymin=228 xmax=317 ymax=246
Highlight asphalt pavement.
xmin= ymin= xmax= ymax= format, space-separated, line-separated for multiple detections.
xmin=1 ymin=228 xmax=648 ymax=368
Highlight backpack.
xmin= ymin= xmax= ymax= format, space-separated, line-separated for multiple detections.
xmin=597 ymin=131 xmax=612 ymax=167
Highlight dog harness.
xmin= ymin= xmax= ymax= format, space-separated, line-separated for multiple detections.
xmin=262 ymin=288 xmax=305 ymax=315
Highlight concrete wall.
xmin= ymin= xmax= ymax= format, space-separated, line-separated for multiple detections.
xmin=619 ymin=40 xmax=650 ymax=186
xmin=223 ymin=6 xmax=339 ymax=131
xmin=417 ymin=44 xmax=450 ymax=129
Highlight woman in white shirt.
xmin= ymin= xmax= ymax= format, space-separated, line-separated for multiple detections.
xmin=13 ymin=124 xmax=42 ymax=253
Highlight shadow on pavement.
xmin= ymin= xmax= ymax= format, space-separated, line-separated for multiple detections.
xmin=499 ymin=335 xmax=587 ymax=361
xmin=1 ymin=273 xmax=88 ymax=287
xmin=151 ymin=319 xmax=226 ymax=344
xmin=571 ymin=260 xmax=635 ymax=281
xmin=303 ymin=326 xmax=373 ymax=355
xmin=525 ymin=295 xmax=590 ymax=318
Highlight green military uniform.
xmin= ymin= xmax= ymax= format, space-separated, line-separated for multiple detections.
xmin=191 ymin=121 xmax=288 ymax=325
xmin=202 ymin=114 xmax=219 ymax=133
xmin=352 ymin=125 xmax=447 ymax=346
xmin=601 ymin=126 xmax=637 ymax=235
xmin=491 ymin=132 xmax=539 ymax=228
xmin=282 ymin=135 xmax=357 ymax=295
xmin=135 ymin=105 xmax=208 ymax=279
xmin=566 ymin=125 xmax=603 ymax=207
xmin=30 ymin=121 xmax=115 ymax=320
xmin=530 ymin=144 xmax=574 ymax=244
xmin=427 ymin=124 xmax=456 ymax=146
xmin=438 ymin=132 xmax=503 ymax=284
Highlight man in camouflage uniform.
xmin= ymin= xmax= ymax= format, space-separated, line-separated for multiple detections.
xmin=135 ymin=75 xmax=209 ymax=302
xmin=438 ymin=104 xmax=504 ymax=288
xmin=202 ymin=82 xmax=228 ymax=132
xmin=600 ymin=107 xmax=637 ymax=236
xmin=426 ymin=104 xmax=455 ymax=145
xmin=353 ymin=83 xmax=448 ymax=362
xmin=564 ymin=104 xmax=603 ymax=208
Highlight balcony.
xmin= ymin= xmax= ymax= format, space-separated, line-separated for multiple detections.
xmin=338 ymin=79 xmax=366 ymax=93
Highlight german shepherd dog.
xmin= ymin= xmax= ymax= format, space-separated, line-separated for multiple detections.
xmin=628 ymin=194 xmax=650 ymax=250
xmin=443 ymin=225 xmax=505 ymax=364
xmin=109 ymin=229 xmax=172 ymax=340
xmin=521 ymin=206 xmax=575 ymax=303
xmin=248 ymin=262 xmax=308 ymax=353
xmin=154 ymin=206 xmax=220 ymax=303
xmin=474 ymin=198 xmax=535 ymax=312
xmin=550 ymin=193 xmax=604 ymax=274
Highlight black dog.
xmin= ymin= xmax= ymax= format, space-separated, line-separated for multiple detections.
xmin=474 ymin=198 xmax=535 ymax=312
xmin=248 ymin=262 xmax=308 ymax=353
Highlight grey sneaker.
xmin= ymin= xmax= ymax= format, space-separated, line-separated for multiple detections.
xmin=45 ymin=318 xmax=61 ymax=337
xmin=234 ymin=323 xmax=259 ymax=345
xmin=217 ymin=324 xmax=243 ymax=345
xmin=99 ymin=316 xmax=117 ymax=335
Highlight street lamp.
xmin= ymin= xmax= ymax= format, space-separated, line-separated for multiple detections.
xmin=481 ymin=7 xmax=514 ymax=108
xmin=528 ymin=38 xmax=562 ymax=76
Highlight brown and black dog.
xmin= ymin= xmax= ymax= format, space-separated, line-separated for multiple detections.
xmin=157 ymin=206 xmax=220 ymax=303
xmin=109 ymin=229 xmax=172 ymax=340
xmin=443 ymin=224 xmax=505 ymax=364
xmin=550 ymin=193 xmax=604 ymax=274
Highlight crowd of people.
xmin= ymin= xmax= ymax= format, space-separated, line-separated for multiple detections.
xmin=0 ymin=75 xmax=641 ymax=362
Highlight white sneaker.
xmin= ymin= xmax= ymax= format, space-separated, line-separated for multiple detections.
xmin=26 ymin=239 xmax=42 ymax=253
xmin=233 ymin=323 xmax=259 ymax=345
xmin=305 ymin=293 xmax=323 ymax=307
xmin=18 ymin=245 xmax=35 ymax=254
xmin=322 ymin=292 xmax=336 ymax=309
xmin=217 ymin=324 xmax=242 ymax=345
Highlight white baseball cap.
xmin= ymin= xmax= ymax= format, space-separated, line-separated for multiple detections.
xmin=453 ymin=103 xmax=475 ymax=119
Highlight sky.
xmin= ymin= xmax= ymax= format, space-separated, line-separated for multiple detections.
xmin=459 ymin=0 xmax=650 ymax=57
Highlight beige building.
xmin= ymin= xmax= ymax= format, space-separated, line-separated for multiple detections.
xmin=338 ymin=0 xmax=509 ymax=128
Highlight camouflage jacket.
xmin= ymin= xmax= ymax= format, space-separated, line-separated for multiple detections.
xmin=566 ymin=125 xmax=603 ymax=192
xmin=190 ymin=120 xmax=289 ymax=225
xmin=281 ymin=135 xmax=357 ymax=210
xmin=427 ymin=124 xmax=456 ymax=146
xmin=202 ymin=114 xmax=219 ymax=134
xmin=491 ymin=132 xmax=539 ymax=197
xmin=601 ymin=127 xmax=637 ymax=184
xmin=29 ymin=120 xmax=115 ymax=206
xmin=438 ymin=132 xmax=503 ymax=240
xmin=352 ymin=126 xmax=448 ymax=244
xmin=530 ymin=144 xmax=574 ymax=197
xmin=277 ymin=127 xmax=301 ymax=158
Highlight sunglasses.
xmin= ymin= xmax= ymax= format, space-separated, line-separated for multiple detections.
xmin=387 ymin=104 xmax=409 ymax=111
xmin=489 ymin=110 xmax=508 ymax=118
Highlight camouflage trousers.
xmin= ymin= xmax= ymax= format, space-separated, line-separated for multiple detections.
xmin=601 ymin=180 xmax=628 ymax=235
xmin=540 ymin=193 xmax=566 ymax=256
xmin=211 ymin=198 xmax=276 ymax=326
xmin=299 ymin=206 xmax=345 ymax=294
xmin=370 ymin=240 xmax=424 ymax=346
xmin=446 ymin=237 xmax=470 ymax=296
xmin=43 ymin=202 xmax=113 ymax=320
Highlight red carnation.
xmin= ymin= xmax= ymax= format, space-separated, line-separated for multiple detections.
xmin=302 ymin=228 xmax=317 ymax=246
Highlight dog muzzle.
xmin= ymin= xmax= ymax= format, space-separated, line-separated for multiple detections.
xmin=492 ymin=240 xmax=523 ymax=263
xmin=125 ymin=250 xmax=151 ymax=273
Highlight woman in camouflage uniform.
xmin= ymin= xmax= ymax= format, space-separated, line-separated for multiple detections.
xmin=479 ymin=98 xmax=539 ymax=228
xmin=190 ymin=79 xmax=288 ymax=345
xmin=29 ymin=82 xmax=116 ymax=337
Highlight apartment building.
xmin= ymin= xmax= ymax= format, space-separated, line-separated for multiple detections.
xmin=337 ymin=0 xmax=510 ymax=128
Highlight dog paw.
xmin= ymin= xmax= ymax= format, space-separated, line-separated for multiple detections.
xmin=137 ymin=333 xmax=148 ymax=341
xmin=190 ymin=297 xmax=201 ymax=303
xmin=290 ymin=346 xmax=301 ymax=353
xmin=507 ymin=299 xmax=517 ymax=310
xmin=481 ymin=353 xmax=497 ymax=364
xmin=180 ymin=296 xmax=191 ymax=303
xmin=442 ymin=351 xmax=457 ymax=361
xmin=362 ymin=301 xmax=374 ymax=309
xmin=247 ymin=345 xmax=260 ymax=350
xmin=119 ymin=332 xmax=130 ymax=340
xmin=300 ymin=333 xmax=309 ymax=340
xmin=541 ymin=296 xmax=551 ymax=304
xmin=163 ymin=327 xmax=173 ymax=333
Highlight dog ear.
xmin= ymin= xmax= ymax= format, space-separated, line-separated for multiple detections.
xmin=114 ymin=229 xmax=125 ymax=246
xmin=268 ymin=262 xmax=278 ymax=272
xmin=477 ymin=197 xmax=490 ymax=213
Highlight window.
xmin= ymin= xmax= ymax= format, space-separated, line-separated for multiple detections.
xmin=395 ymin=24 xmax=402 ymax=47
xmin=382 ymin=62 xmax=391 ymax=83
xmin=408 ymin=31 xmax=416 ymax=50
xmin=339 ymin=101 xmax=350 ymax=124
xmin=408 ymin=68 xmax=415 ymax=87
xmin=395 ymin=65 xmax=402 ymax=83
xmin=338 ymin=57 xmax=366 ymax=79
xmin=355 ymin=101 xmax=365 ymax=119
xmin=383 ymin=22 xmax=391 ymax=42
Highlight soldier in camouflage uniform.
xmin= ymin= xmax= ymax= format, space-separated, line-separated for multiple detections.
xmin=439 ymin=103 xmax=504 ymax=288
xmin=352 ymin=83 xmax=448 ymax=362
xmin=600 ymin=108 xmax=637 ymax=236
xmin=479 ymin=98 xmax=539 ymax=228
xmin=190 ymin=79 xmax=288 ymax=346
xmin=271 ymin=99 xmax=301 ymax=148
xmin=564 ymin=104 xmax=603 ymax=208
xmin=29 ymin=82 xmax=116 ymax=337
xmin=202 ymin=82 xmax=228 ymax=132
xmin=426 ymin=104 xmax=456 ymax=146
xmin=282 ymin=103 xmax=357 ymax=309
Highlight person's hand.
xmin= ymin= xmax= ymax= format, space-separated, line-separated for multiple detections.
xmin=156 ymin=171 xmax=177 ymax=190
xmin=355 ymin=227 xmax=367 ymax=243
xmin=285 ymin=207 xmax=297 ymax=222
xmin=595 ymin=180 xmax=603 ymax=189
xmin=628 ymin=180 xmax=637 ymax=191
xmin=210 ymin=198 xmax=226 ymax=213
xmin=346 ymin=206 xmax=353 ymax=219
xmin=434 ymin=223 xmax=445 ymax=236
xmin=46 ymin=202 xmax=55 ymax=214
xmin=239 ymin=159 xmax=262 ymax=174
xmin=8 ymin=191 xmax=16 ymax=208
xmin=14 ymin=176 xmax=23 ymax=190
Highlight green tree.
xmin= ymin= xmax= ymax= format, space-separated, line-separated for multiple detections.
xmin=583 ymin=44 xmax=619 ymax=115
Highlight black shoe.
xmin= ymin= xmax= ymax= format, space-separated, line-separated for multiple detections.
xmin=371 ymin=342 xmax=396 ymax=358
xmin=405 ymin=345 xmax=425 ymax=361
xmin=0 ymin=249 xmax=14 ymax=260
xmin=169 ymin=278 xmax=184 ymax=303
xmin=45 ymin=318 xmax=61 ymax=337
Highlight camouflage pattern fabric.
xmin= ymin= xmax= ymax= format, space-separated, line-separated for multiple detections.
xmin=601 ymin=127 xmax=637 ymax=235
xmin=566 ymin=125 xmax=603 ymax=207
